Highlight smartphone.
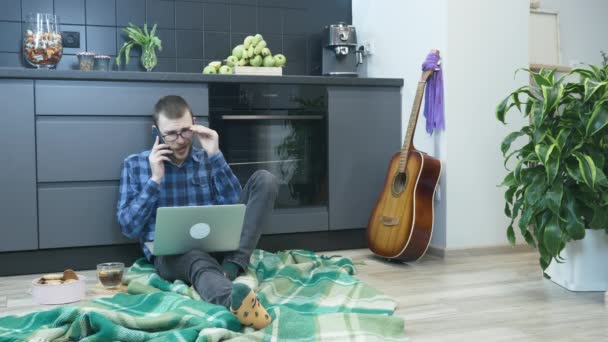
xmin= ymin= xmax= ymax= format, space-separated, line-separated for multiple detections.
xmin=152 ymin=126 xmax=177 ymax=163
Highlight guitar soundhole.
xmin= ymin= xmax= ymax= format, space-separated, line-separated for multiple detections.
xmin=391 ymin=172 xmax=407 ymax=197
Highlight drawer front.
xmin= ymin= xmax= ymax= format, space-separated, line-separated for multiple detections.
xmin=38 ymin=185 xmax=132 ymax=249
xmin=36 ymin=80 xmax=208 ymax=116
xmin=36 ymin=116 xmax=208 ymax=182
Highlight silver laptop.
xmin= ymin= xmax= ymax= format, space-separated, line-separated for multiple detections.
xmin=145 ymin=204 xmax=246 ymax=256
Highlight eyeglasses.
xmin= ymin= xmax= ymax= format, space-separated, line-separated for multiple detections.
xmin=162 ymin=129 xmax=194 ymax=142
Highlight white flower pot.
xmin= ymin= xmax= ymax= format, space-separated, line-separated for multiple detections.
xmin=545 ymin=229 xmax=608 ymax=291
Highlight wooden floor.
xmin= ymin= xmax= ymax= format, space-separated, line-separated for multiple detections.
xmin=1 ymin=249 xmax=606 ymax=341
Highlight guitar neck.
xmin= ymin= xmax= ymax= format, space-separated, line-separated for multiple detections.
xmin=398 ymin=80 xmax=427 ymax=173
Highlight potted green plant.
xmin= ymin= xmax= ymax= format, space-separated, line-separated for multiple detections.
xmin=496 ymin=65 xmax=608 ymax=291
xmin=116 ymin=23 xmax=162 ymax=72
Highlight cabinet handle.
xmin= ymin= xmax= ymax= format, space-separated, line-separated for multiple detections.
xmin=221 ymin=115 xmax=323 ymax=120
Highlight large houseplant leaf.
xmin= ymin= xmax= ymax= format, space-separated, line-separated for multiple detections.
xmin=573 ymin=152 xmax=597 ymax=189
xmin=586 ymin=101 xmax=608 ymax=136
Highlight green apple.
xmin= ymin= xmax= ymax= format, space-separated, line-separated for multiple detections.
xmin=253 ymin=34 xmax=263 ymax=47
xmin=273 ymin=54 xmax=286 ymax=67
xmin=203 ymin=66 xmax=217 ymax=74
xmin=219 ymin=65 xmax=233 ymax=74
xmin=247 ymin=46 xmax=254 ymax=58
xmin=226 ymin=56 xmax=238 ymax=67
xmin=261 ymin=47 xmax=271 ymax=57
xmin=244 ymin=36 xmax=255 ymax=50
xmin=209 ymin=61 xmax=222 ymax=70
xmin=250 ymin=55 xmax=263 ymax=67
xmin=232 ymin=45 xmax=244 ymax=59
xmin=254 ymin=40 xmax=267 ymax=55
xmin=263 ymin=55 xmax=275 ymax=67
xmin=237 ymin=58 xmax=248 ymax=66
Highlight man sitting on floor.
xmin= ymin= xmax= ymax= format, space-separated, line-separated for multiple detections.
xmin=117 ymin=95 xmax=278 ymax=330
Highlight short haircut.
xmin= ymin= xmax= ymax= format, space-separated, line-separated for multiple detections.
xmin=153 ymin=95 xmax=193 ymax=124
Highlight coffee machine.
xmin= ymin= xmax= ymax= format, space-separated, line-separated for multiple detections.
xmin=322 ymin=23 xmax=363 ymax=76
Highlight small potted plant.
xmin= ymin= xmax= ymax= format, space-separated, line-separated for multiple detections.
xmin=496 ymin=64 xmax=608 ymax=291
xmin=116 ymin=23 xmax=162 ymax=72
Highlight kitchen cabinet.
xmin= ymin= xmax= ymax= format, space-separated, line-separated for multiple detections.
xmin=0 ymin=80 xmax=38 ymax=252
xmin=0 ymin=69 xmax=402 ymax=273
xmin=328 ymin=86 xmax=402 ymax=230
xmin=34 ymin=82 xmax=209 ymax=249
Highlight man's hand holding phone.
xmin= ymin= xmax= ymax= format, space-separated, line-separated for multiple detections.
xmin=149 ymin=136 xmax=173 ymax=184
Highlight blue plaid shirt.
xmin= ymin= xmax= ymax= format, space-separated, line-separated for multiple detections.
xmin=117 ymin=147 xmax=242 ymax=260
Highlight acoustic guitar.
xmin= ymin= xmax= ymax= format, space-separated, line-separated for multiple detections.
xmin=366 ymin=53 xmax=442 ymax=262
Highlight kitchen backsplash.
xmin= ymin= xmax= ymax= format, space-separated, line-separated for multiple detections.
xmin=0 ymin=0 xmax=351 ymax=74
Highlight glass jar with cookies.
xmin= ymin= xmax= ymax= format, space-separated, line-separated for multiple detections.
xmin=23 ymin=13 xmax=63 ymax=69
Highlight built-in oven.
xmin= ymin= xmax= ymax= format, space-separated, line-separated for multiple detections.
xmin=209 ymin=83 xmax=329 ymax=233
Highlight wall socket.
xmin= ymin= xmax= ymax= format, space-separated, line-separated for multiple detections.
xmin=360 ymin=41 xmax=373 ymax=56
xmin=61 ymin=31 xmax=80 ymax=48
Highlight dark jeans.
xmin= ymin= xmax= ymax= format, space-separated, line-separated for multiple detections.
xmin=153 ymin=170 xmax=278 ymax=308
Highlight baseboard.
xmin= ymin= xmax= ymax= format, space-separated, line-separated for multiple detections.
xmin=0 ymin=229 xmax=367 ymax=276
xmin=0 ymin=245 xmax=143 ymax=277
xmin=257 ymin=228 xmax=367 ymax=252
xmin=427 ymin=243 xmax=534 ymax=258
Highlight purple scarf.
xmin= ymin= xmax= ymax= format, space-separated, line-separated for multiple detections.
xmin=421 ymin=51 xmax=445 ymax=134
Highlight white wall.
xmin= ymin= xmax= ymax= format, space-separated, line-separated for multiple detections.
xmin=537 ymin=0 xmax=608 ymax=66
xmin=352 ymin=0 xmax=447 ymax=155
xmin=354 ymin=0 xmax=530 ymax=250
xmin=444 ymin=0 xmax=529 ymax=249
xmin=353 ymin=0 xmax=449 ymax=247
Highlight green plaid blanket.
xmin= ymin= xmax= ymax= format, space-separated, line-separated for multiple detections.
xmin=0 ymin=249 xmax=407 ymax=341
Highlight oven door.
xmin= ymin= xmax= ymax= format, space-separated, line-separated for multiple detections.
xmin=211 ymin=111 xmax=328 ymax=209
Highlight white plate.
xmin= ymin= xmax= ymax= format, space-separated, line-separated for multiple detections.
xmin=31 ymin=275 xmax=86 ymax=305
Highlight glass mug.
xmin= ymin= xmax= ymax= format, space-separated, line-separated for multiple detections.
xmin=97 ymin=262 xmax=124 ymax=288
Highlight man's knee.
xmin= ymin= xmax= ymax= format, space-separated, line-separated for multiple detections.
xmin=184 ymin=249 xmax=212 ymax=260
xmin=251 ymin=170 xmax=278 ymax=195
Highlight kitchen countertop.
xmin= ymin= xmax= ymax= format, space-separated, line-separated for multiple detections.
xmin=0 ymin=68 xmax=403 ymax=87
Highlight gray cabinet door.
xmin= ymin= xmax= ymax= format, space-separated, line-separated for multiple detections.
xmin=35 ymin=81 xmax=208 ymax=116
xmin=37 ymin=117 xmax=153 ymax=182
xmin=38 ymin=185 xmax=132 ymax=248
xmin=328 ymin=86 xmax=401 ymax=230
xmin=0 ymin=80 xmax=38 ymax=251
xmin=37 ymin=116 xmax=208 ymax=182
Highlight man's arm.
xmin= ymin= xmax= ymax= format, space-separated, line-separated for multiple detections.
xmin=117 ymin=137 xmax=172 ymax=238
xmin=208 ymin=151 xmax=242 ymax=204
xmin=190 ymin=124 xmax=242 ymax=204
xmin=116 ymin=158 xmax=160 ymax=239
